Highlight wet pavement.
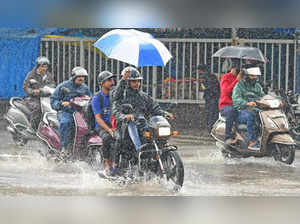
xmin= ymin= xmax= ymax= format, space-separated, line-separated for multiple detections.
xmin=1 ymin=130 xmax=300 ymax=196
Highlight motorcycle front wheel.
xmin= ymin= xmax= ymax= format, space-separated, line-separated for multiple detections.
xmin=162 ymin=151 xmax=184 ymax=188
xmin=11 ymin=134 xmax=28 ymax=146
xmin=273 ymin=144 xmax=295 ymax=165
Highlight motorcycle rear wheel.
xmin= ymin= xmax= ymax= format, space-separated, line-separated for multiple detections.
xmin=88 ymin=148 xmax=104 ymax=171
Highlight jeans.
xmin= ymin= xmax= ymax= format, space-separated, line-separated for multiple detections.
xmin=97 ymin=127 xmax=118 ymax=163
xmin=220 ymin=106 xmax=238 ymax=140
xmin=58 ymin=112 xmax=74 ymax=148
xmin=238 ymin=109 xmax=258 ymax=142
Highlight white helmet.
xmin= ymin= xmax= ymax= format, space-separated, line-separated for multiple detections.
xmin=71 ymin=66 xmax=88 ymax=80
xmin=246 ymin=67 xmax=261 ymax=76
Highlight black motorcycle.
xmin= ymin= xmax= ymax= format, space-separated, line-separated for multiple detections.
xmin=278 ymin=89 xmax=300 ymax=145
xmin=106 ymin=104 xmax=184 ymax=191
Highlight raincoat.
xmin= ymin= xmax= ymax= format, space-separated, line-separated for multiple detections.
xmin=23 ymin=67 xmax=55 ymax=129
xmin=232 ymin=80 xmax=265 ymax=111
xmin=50 ymin=80 xmax=91 ymax=148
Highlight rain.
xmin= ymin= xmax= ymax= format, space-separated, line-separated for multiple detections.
xmin=1 ymin=27 xmax=300 ymax=199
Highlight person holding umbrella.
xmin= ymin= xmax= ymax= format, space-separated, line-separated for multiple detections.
xmin=112 ymin=66 xmax=174 ymax=150
xmin=219 ymin=62 xmax=243 ymax=145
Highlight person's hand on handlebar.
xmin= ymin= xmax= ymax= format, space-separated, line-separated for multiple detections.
xmin=33 ymin=89 xmax=40 ymax=95
xmin=125 ymin=114 xmax=135 ymax=121
xmin=247 ymin=101 xmax=257 ymax=107
xmin=166 ymin=112 xmax=174 ymax=120
xmin=62 ymin=101 xmax=70 ymax=107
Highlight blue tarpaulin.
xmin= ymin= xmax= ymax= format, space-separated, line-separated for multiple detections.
xmin=0 ymin=28 xmax=69 ymax=99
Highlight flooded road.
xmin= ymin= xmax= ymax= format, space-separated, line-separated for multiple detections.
xmin=1 ymin=131 xmax=300 ymax=196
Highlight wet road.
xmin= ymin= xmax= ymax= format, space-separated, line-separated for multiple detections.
xmin=1 ymin=131 xmax=300 ymax=196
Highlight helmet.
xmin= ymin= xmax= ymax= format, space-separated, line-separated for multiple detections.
xmin=121 ymin=66 xmax=143 ymax=80
xmin=36 ymin=56 xmax=50 ymax=67
xmin=97 ymin=71 xmax=115 ymax=85
xmin=71 ymin=66 xmax=88 ymax=80
xmin=246 ymin=67 xmax=261 ymax=76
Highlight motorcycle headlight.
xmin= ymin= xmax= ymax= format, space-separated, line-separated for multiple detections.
xmin=158 ymin=127 xmax=171 ymax=136
xmin=268 ymin=99 xmax=281 ymax=108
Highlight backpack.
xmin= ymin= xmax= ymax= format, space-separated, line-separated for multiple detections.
xmin=85 ymin=93 xmax=104 ymax=131
xmin=85 ymin=93 xmax=117 ymax=131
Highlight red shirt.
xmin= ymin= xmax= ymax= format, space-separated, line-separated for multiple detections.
xmin=218 ymin=72 xmax=239 ymax=110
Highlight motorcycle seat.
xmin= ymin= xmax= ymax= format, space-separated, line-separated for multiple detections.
xmin=12 ymin=98 xmax=32 ymax=117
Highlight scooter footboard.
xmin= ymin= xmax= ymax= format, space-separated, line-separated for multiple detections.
xmin=270 ymin=133 xmax=295 ymax=145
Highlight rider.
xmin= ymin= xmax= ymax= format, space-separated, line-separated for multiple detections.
xmin=23 ymin=56 xmax=55 ymax=130
xmin=232 ymin=67 xmax=265 ymax=150
xmin=112 ymin=66 xmax=174 ymax=150
xmin=91 ymin=71 xmax=117 ymax=177
xmin=219 ymin=63 xmax=243 ymax=145
xmin=50 ymin=67 xmax=92 ymax=157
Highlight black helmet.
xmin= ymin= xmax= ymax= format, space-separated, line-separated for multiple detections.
xmin=97 ymin=71 xmax=115 ymax=85
xmin=71 ymin=66 xmax=88 ymax=80
xmin=121 ymin=66 xmax=143 ymax=80
xmin=36 ymin=56 xmax=50 ymax=67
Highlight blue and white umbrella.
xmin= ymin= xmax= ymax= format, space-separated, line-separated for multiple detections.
xmin=93 ymin=29 xmax=172 ymax=67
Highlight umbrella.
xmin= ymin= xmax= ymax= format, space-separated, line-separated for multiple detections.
xmin=93 ymin=29 xmax=172 ymax=67
xmin=212 ymin=46 xmax=267 ymax=63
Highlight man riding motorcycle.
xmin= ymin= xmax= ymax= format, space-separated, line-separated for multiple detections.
xmin=112 ymin=66 xmax=174 ymax=150
xmin=50 ymin=66 xmax=92 ymax=157
xmin=232 ymin=67 xmax=265 ymax=150
xmin=23 ymin=56 xmax=55 ymax=130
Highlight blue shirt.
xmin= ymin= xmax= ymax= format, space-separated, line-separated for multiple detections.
xmin=91 ymin=90 xmax=111 ymax=128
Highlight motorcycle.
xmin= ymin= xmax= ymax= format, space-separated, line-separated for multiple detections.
xmin=36 ymin=91 xmax=103 ymax=170
xmin=276 ymin=89 xmax=300 ymax=146
xmin=107 ymin=104 xmax=184 ymax=191
xmin=4 ymin=79 xmax=56 ymax=146
xmin=211 ymin=94 xmax=296 ymax=165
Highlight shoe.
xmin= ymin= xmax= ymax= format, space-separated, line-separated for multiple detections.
xmin=99 ymin=168 xmax=113 ymax=179
xmin=109 ymin=166 xmax=117 ymax=176
xmin=225 ymin=137 xmax=238 ymax=145
xmin=248 ymin=142 xmax=260 ymax=151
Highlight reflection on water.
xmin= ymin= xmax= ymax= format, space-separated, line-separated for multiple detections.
xmin=1 ymin=132 xmax=300 ymax=196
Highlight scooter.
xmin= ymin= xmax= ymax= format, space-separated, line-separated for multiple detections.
xmin=211 ymin=94 xmax=296 ymax=165
xmin=4 ymin=79 xmax=56 ymax=146
xmin=37 ymin=94 xmax=103 ymax=169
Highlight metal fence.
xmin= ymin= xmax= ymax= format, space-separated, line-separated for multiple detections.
xmin=40 ymin=37 xmax=297 ymax=104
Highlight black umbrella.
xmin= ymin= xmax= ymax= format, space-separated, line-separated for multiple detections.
xmin=212 ymin=46 xmax=267 ymax=63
